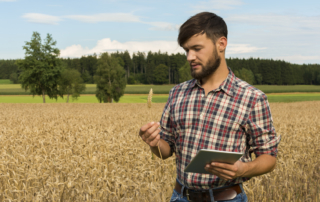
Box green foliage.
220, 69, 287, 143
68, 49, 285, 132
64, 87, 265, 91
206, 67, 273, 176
179, 61, 192, 83
254, 73, 263, 84
127, 75, 136, 84
153, 64, 169, 84
237, 68, 255, 84
9, 72, 19, 84
81, 70, 91, 83
94, 53, 126, 103
17, 32, 63, 103
59, 69, 86, 103
0, 60, 18, 79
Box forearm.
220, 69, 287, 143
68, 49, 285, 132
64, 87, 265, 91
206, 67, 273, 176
150, 139, 172, 160
242, 154, 277, 178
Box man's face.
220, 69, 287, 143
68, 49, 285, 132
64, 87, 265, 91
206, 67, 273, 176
182, 33, 221, 80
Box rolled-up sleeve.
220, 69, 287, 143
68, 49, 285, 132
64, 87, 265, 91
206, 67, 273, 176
159, 89, 176, 154
246, 94, 281, 157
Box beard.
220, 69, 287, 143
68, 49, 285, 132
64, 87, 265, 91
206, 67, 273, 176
190, 50, 221, 80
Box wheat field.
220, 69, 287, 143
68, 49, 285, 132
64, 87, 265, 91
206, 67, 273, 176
0, 102, 319, 201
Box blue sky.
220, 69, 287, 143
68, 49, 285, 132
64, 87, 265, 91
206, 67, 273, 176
0, 0, 320, 64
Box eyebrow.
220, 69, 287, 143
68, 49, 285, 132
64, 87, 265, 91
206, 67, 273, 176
183, 45, 203, 51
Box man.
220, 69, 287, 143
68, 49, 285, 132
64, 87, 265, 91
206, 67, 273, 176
139, 12, 281, 202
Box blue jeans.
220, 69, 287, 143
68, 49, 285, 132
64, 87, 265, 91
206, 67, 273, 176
169, 185, 248, 202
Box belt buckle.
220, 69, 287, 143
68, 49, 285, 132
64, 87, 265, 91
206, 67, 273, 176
186, 189, 190, 200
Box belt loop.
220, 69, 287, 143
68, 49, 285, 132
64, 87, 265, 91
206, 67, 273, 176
239, 183, 244, 193
176, 178, 186, 199
181, 185, 185, 198
208, 189, 216, 202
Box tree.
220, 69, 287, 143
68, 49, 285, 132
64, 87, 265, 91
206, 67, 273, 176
58, 69, 86, 103
254, 73, 263, 85
317, 74, 320, 85
9, 72, 19, 84
94, 53, 126, 103
17, 32, 63, 103
238, 68, 255, 85
179, 61, 192, 83
153, 64, 169, 84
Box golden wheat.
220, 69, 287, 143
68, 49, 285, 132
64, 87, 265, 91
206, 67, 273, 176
0, 102, 318, 201
147, 88, 163, 161
147, 88, 152, 109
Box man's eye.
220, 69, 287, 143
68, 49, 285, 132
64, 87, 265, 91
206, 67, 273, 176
195, 48, 201, 51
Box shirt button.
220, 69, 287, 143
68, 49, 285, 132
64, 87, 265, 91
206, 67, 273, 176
201, 95, 204, 97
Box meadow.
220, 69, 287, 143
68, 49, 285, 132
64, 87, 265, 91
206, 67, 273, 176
1, 83, 320, 95
0, 79, 11, 84
0, 102, 319, 201
2, 93, 320, 104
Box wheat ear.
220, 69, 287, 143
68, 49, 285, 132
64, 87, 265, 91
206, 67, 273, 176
148, 88, 163, 160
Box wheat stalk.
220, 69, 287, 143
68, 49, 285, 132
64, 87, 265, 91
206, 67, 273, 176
147, 88, 163, 160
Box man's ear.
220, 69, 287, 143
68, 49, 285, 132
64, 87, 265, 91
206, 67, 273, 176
216, 37, 227, 53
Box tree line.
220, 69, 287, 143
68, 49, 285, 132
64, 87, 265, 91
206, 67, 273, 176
2, 54, 320, 86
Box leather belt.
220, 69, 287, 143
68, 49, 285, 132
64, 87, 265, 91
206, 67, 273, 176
175, 182, 242, 202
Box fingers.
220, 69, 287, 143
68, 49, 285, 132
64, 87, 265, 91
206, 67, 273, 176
140, 122, 156, 133
139, 122, 161, 146
148, 129, 161, 147
210, 162, 237, 172
205, 162, 239, 180
206, 166, 236, 180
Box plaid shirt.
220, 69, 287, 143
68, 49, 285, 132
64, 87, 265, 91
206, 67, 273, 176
159, 68, 281, 190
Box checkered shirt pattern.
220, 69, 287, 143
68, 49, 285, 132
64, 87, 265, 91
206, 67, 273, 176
159, 68, 281, 190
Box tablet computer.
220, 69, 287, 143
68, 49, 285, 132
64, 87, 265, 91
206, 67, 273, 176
184, 149, 243, 174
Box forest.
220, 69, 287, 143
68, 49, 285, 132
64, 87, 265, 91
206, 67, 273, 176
1, 50, 320, 85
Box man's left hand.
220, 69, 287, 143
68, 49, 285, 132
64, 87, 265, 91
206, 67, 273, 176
205, 161, 247, 180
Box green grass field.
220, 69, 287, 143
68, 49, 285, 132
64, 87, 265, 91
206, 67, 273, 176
1, 79, 320, 103
0, 79, 11, 84
1, 93, 320, 103
0, 84, 176, 95
1, 83, 320, 95
0, 94, 170, 103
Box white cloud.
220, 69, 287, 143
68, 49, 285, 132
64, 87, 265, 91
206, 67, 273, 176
60, 38, 264, 58
65, 13, 141, 23
194, 0, 243, 11
22, 13, 62, 25
226, 44, 266, 55
60, 38, 184, 58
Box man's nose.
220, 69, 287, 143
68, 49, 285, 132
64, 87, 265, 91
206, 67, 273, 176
186, 50, 196, 62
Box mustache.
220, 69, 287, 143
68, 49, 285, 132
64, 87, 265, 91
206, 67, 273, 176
190, 62, 202, 66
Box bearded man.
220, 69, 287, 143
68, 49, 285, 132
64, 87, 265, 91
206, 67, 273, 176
139, 12, 281, 202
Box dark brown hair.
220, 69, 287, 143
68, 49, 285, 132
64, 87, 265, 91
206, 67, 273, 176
178, 12, 228, 46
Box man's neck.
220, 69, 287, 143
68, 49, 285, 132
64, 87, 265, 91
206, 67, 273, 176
200, 60, 229, 96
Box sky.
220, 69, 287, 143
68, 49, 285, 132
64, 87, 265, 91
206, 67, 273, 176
0, 0, 320, 64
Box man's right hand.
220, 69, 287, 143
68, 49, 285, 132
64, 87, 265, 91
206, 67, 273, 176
139, 122, 161, 147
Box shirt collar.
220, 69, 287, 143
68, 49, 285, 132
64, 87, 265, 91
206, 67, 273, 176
188, 67, 236, 97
